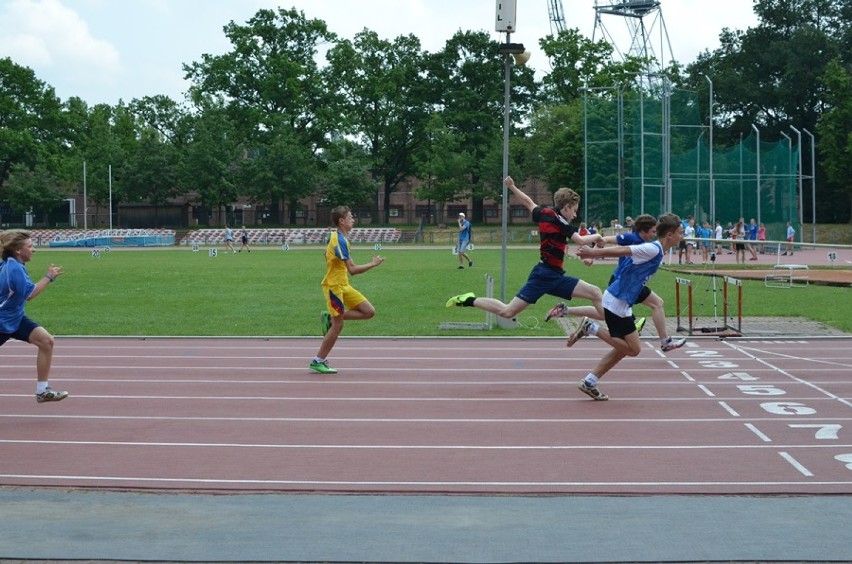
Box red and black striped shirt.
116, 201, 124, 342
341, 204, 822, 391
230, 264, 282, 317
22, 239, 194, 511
533, 206, 578, 271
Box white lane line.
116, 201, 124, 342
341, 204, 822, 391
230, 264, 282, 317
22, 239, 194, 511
779, 451, 814, 477
745, 423, 772, 442
2, 439, 849, 450
0, 474, 847, 488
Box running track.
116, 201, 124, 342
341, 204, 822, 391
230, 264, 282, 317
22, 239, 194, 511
1, 336, 851, 495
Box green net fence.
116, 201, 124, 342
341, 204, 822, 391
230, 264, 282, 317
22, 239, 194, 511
584, 84, 801, 241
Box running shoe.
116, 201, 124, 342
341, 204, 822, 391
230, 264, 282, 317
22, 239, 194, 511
321, 311, 332, 336
578, 380, 609, 401
545, 302, 567, 322
445, 292, 475, 307
661, 337, 687, 352
309, 360, 338, 374
634, 317, 646, 333
566, 317, 591, 347
36, 387, 69, 403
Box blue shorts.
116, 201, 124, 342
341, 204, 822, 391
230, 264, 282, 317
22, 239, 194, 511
516, 262, 580, 305
0, 315, 40, 346
458, 239, 470, 253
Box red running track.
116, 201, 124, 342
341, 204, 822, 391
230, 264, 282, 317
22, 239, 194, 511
1, 336, 850, 495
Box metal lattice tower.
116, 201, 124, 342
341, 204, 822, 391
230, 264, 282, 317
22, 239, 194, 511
591, 0, 675, 73
547, 0, 567, 34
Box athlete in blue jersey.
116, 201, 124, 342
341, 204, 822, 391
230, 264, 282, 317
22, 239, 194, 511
547, 214, 685, 352
570, 213, 684, 400
0, 229, 68, 403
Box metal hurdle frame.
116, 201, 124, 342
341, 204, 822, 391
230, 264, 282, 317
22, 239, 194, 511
676, 276, 743, 336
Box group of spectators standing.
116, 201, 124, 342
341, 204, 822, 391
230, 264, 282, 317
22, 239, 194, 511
675, 216, 795, 264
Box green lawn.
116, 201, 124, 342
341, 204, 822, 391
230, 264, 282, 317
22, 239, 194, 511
25, 245, 851, 337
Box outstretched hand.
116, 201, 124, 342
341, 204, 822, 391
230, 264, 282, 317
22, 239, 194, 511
576, 245, 596, 259
45, 264, 64, 280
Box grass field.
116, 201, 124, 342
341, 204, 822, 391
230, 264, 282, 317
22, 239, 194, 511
24, 244, 852, 337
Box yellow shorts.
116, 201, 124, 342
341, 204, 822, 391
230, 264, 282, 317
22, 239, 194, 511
322, 284, 367, 317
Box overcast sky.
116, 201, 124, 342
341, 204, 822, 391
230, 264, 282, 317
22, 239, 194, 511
1, 0, 759, 106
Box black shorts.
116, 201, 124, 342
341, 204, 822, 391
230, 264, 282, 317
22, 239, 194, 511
0, 316, 39, 346
604, 308, 637, 339
678, 240, 687, 250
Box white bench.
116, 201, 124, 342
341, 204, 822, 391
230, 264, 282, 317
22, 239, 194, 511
765, 264, 809, 288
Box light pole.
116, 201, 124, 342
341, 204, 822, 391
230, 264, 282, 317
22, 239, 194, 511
802, 128, 816, 243
789, 125, 803, 235
705, 76, 715, 222
751, 124, 761, 224
495, 0, 529, 307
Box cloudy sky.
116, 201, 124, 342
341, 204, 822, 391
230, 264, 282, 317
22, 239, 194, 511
1, 0, 759, 106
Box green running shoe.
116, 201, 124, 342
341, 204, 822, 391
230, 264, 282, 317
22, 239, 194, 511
445, 292, 475, 307
309, 360, 338, 374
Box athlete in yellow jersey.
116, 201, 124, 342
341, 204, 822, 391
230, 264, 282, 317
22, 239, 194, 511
310, 206, 385, 374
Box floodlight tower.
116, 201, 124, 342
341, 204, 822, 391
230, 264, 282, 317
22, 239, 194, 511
592, 0, 675, 76
548, 0, 567, 34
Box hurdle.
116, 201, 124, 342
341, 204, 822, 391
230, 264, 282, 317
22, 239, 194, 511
676, 276, 743, 336
721, 276, 743, 335
675, 277, 694, 334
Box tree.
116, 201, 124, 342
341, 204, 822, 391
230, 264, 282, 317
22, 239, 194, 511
243, 124, 319, 224
183, 8, 341, 219
425, 31, 536, 221
318, 139, 375, 212
0, 57, 65, 220
413, 114, 474, 223
816, 58, 852, 222
3, 163, 67, 224
178, 101, 242, 225
326, 30, 430, 224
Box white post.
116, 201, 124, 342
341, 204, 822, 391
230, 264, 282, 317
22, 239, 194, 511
108, 164, 113, 231
705, 76, 714, 222
789, 125, 803, 240
802, 128, 816, 243
83, 161, 88, 231
751, 124, 760, 224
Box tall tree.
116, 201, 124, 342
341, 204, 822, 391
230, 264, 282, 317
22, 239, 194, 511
326, 30, 430, 223
425, 31, 536, 221
413, 114, 474, 223
816, 59, 852, 222
178, 101, 241, 225
0, 58, 65, 205
183, 8, 340, 220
